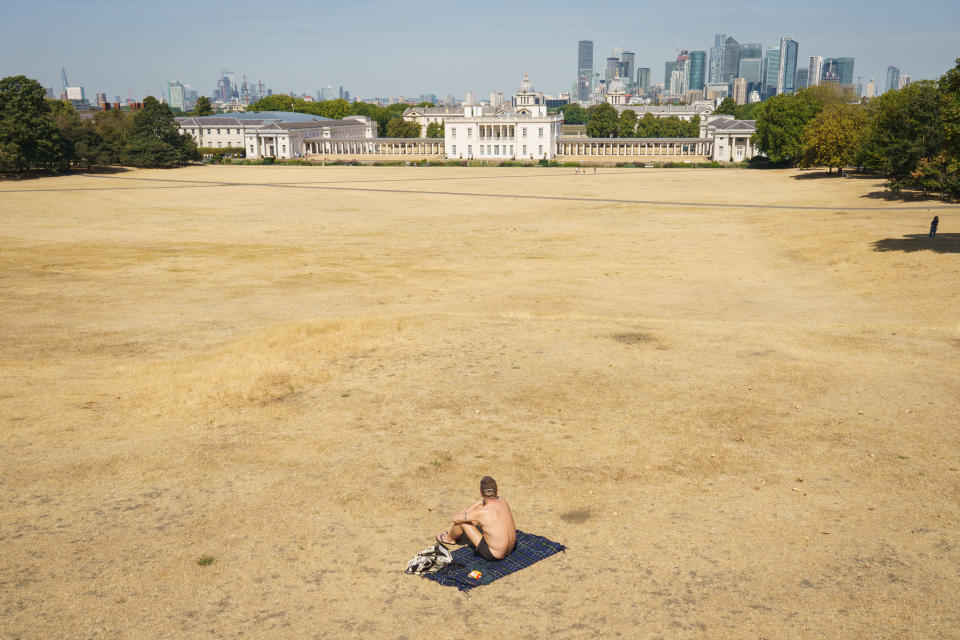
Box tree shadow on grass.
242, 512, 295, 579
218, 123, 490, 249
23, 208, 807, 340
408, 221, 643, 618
0, 166, 133, 181
860, 189, 946, 203
792, 170, 881, 180
872, 234, 960, 254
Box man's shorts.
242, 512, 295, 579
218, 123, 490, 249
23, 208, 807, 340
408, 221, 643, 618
476, 538, 515, 562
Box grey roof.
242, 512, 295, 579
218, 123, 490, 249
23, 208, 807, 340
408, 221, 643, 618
403, 105, 501, 117
175, 111, 331, 126
255, 118, 369, 131
232, 110, 331, 121
281, 120, 366, 129
176, 117, 247, 126
710, 119, 756, 131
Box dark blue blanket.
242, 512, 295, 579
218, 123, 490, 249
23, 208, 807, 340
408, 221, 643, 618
422, 530, 565, 591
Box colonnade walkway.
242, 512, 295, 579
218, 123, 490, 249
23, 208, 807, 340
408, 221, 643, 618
302, 137, 715, 162
303, 138, 444, 157
555, 137, 714, 157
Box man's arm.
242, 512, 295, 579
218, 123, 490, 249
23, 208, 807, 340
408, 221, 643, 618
451, 501, 484, 525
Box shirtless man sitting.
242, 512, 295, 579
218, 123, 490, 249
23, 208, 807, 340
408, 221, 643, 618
437, 476, 516, 561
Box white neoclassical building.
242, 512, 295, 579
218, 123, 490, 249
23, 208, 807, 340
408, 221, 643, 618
245, 117, 375, 159
176, 112, 376, 159
403, 104, 503, 136
700, 115, 758, 162
443, 74, 563, 161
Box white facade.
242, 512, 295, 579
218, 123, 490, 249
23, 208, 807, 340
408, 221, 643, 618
699, 115, 758, 162
444, 105, 562, 161
177, 114, 375, 158
403, 104, 502, 136
177, 117, 257, 149
245, 118, 375, 159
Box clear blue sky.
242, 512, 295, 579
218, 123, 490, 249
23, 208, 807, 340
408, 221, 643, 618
1, 0, 957, 100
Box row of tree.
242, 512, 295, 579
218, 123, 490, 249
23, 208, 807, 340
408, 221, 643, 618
558, 102, 701, 138
0, 76, 199, 172
245, 94, 428, 138
752, 60, 960, 198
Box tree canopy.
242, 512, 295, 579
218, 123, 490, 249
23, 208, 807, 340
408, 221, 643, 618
425, 121, 444, 138
801, 103, 869, 173
864, 81, 944, 188
753, 90, 824, 164
193, 96, 214, 116
713, 97, 738, 116
618, 110, 638, 138
585, 103, 618, 138
385, 117, 421, 138
122, 96, 199, 167
557, 103, 587, 124
0, 75, 68, 172
247, 95, 414, 137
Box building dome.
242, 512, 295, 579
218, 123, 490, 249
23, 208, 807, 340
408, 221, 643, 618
606, 73, 627, 106
517, 71, 535, 95
608, 72, 624, 95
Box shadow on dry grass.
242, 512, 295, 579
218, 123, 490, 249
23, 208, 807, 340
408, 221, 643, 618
860, 189, 948, 203
871, 233, 960, 253
792, 170, 881, 180
0, 166, 133, 181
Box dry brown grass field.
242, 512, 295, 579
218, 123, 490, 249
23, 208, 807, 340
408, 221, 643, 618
1, 165, 959, 639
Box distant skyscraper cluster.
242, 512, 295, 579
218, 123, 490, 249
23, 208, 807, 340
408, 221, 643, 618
573, 34, 907, 107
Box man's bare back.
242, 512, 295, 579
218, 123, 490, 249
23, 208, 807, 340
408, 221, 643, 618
437, 476, 516, 560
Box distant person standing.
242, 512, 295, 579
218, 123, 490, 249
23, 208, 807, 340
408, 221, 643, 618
929, 215, 939, 239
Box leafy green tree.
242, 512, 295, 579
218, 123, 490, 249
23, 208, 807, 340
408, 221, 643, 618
193, 96, 214, 116
713, 97, 738, 116
385, 117, 421, 138
76, 121, 106, 168
803, 84, 858, 108
248, 94, 296, 112
122, 96, 199, 167
44, 99, 107, 169
617, 110, 637, 137
801, 103, 869, 174
910, 153, 960, 199
416, 101, 435, 107
635, 112, 662, 137
939, 58, 960, 172
558, 103, 587, 124
735, 101, 762, 120
93, 109, 133, 164
753, 91, 823, 164
316, 99, 350, 119
426, 121, 444, 138
0, 75, 69, 172
46, 99, 81, 162
864, 81, 943, 189
585, 102, 618, 138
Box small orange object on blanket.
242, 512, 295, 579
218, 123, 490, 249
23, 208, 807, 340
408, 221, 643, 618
468, 570, 482, 580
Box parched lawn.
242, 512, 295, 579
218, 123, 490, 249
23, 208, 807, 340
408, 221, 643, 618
1, 166, 958, 638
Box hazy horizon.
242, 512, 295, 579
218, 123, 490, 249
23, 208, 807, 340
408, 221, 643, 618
2, 0, 958, 101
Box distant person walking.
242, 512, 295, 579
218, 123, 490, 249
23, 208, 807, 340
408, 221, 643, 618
929, 215, 939, 239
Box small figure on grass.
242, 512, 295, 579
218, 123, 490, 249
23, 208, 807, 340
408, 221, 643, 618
930, 215, 939, 239
437, 476, 516, 561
